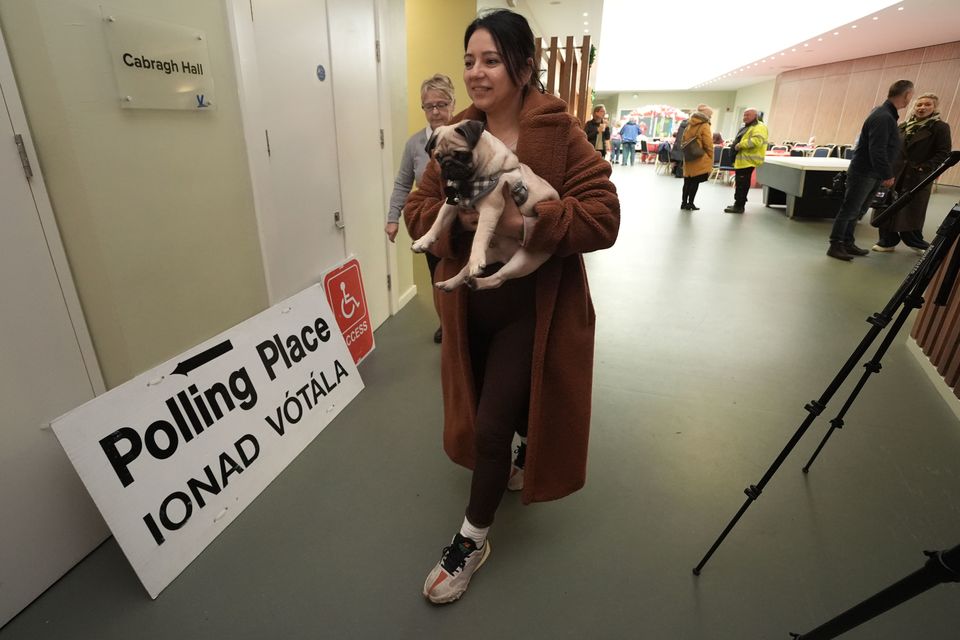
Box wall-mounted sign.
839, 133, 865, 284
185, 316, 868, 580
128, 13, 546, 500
52, 285, 363, 598
101, 5, 216, 110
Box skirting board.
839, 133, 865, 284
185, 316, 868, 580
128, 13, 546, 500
907, 338, 960, 423
398, 284, 418, 310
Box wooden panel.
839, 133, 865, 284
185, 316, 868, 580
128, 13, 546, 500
923, 41, 960, 63
767, 80, 800, 143
835, 69, 884, 144
852, 54, 886, 72
789, 77, 823, 140
876, 64, 921, 102
800, 64, 825, 80
914, 59, 960, 117
884, 48, 925, 68
780, 69, 803, 83
811, 74, 849, 144
822, 60, 853, 76
942, 96, 960, 185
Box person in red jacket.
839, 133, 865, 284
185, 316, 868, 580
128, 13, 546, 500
404, 9, 619, 605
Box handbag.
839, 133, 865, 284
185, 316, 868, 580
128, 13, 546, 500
868, 186, 898, 228
681, 134, 705, 161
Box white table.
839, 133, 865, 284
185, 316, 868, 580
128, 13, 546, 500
757, 157, 850, 218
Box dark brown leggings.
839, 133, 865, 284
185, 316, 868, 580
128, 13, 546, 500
464, 269, 536, 528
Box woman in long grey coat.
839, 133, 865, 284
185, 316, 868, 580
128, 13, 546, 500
873, 92, 952, 253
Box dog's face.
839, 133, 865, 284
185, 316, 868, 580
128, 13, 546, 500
425, 120, 485, 181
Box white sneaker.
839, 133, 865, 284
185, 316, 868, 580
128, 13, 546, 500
871, 244, 895, 252
423, 534, 491, 604
507, 442, 526, 492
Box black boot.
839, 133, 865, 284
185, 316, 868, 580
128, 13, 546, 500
844, 242, 869, 256
827, 242, 853, 261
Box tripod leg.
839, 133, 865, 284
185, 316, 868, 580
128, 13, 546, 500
693, 210, 960, 575
801, 292, 924, 473
789, 545, 960, 640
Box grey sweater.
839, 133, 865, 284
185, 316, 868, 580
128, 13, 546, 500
387, 127, 432, 223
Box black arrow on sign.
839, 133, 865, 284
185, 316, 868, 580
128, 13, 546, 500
171, 340, 234, 376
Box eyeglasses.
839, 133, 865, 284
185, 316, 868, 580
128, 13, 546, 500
422, 102, 451, 112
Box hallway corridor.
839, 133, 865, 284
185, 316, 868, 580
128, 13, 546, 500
5, 166, 960, 639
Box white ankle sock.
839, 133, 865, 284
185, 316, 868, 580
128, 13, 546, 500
460, 517, 490, 548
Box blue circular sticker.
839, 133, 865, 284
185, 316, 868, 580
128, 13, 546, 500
316, 64, 326, 81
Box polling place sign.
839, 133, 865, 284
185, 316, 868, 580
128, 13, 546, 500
52, 285, 363, 598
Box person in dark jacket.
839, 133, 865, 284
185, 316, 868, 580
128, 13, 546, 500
827, 80, 914, 261
873, 92, 952, 254
584, 104, 611, 158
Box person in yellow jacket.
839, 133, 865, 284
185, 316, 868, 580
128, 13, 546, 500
724, 108, 768, 213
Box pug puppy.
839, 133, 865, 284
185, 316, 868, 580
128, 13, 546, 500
411, 120, 557, 291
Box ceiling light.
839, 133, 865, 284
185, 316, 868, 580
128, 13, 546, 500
873, 16, 879, 20
780, 52, 786, 56
803, 43, 809, 46
791, 48, 797, 51
851, 24, 858, 28
582, 12, 588, 16
583, 29, 589, 33
818, 37, 823, 41
898, 5, 903, 9
584, 21, 589, 25
833, 31, 839, 35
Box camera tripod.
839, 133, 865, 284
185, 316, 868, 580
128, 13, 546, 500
690, 151, 960, 633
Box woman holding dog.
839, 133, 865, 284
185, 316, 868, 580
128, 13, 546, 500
385, 73, 456, 342
404, 9, 619, 604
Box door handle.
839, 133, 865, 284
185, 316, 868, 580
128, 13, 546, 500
333, 210, 345, 230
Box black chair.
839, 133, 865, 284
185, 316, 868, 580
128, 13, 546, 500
639, 140, 650, 163
708, 145, 723, 180
712, 146, 736, 183
843, 147, 854, 160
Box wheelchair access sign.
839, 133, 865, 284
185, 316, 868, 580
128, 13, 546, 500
323, 258, 374, 364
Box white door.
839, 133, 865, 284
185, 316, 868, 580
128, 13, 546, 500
326, 0, 390, 329
0, 33, 107, 626
242, 0, 348, 303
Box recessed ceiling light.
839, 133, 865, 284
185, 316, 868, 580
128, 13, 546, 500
872, 16, 879, 20
803, 43, 809, 47
833, 32, 839, 35
780, 52, 785, 56
898, 5, 903, 9
582, 12, 588, 16
818, 37, 823, 41
584, 21, 589, 25
583, 29, 589, 33
851, 24, 858, 28
791, 48, 797, 51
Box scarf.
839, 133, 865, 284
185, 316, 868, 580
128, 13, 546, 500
899, 111, 941, 141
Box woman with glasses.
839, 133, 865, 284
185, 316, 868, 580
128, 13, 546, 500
385, 74, 455, 342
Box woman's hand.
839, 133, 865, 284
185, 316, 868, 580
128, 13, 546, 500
384, 222, 399, 242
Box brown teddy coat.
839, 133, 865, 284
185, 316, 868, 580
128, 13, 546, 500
682, 111, 714, 178
404, 90, 620, 504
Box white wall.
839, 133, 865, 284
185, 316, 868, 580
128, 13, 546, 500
0, 0, 269, 388
733, 79, 775, 132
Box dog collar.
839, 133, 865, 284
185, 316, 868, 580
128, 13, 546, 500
445, 173, 529, 209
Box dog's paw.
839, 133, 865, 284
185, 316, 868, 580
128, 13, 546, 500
410, 239, 430, 254
467, 259, 486, 278
435, 279, 459, 292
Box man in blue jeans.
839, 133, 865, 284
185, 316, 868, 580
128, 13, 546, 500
827, 80, 914, 261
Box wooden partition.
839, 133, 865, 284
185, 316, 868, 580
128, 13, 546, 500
912, 239, 960, 398
535, 35, 591, 122
768, 41, 960, 185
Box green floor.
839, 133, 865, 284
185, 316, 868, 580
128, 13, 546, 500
5, 167, 960, 639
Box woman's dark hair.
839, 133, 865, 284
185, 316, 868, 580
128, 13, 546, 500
464, 9, 544, 93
